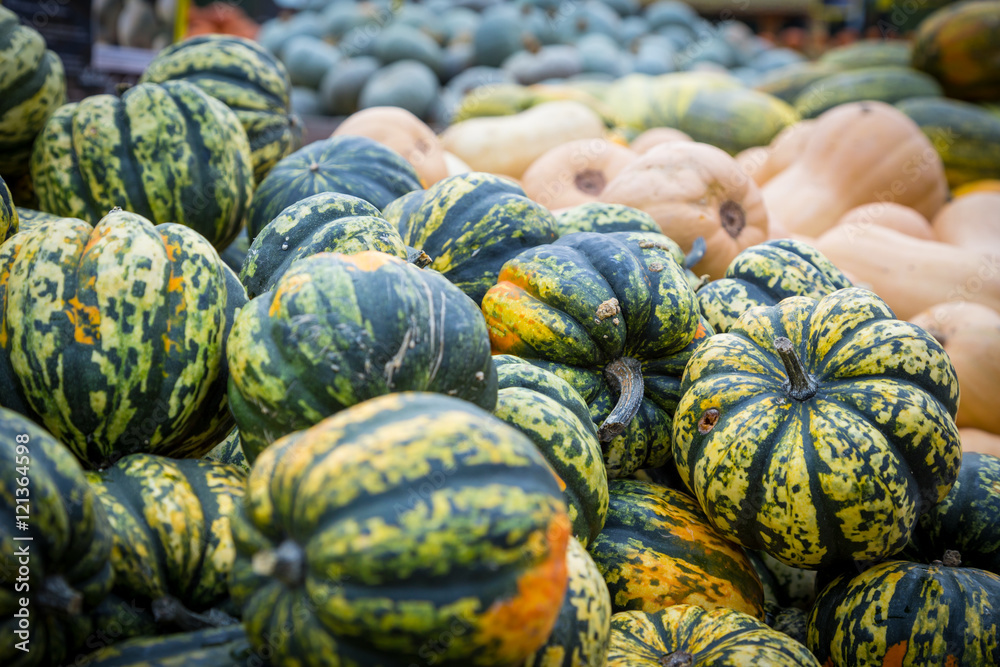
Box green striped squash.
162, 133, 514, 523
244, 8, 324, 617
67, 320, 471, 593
793, 66, 943, 119
85, 455, 246, 628
30, 81, 253, 250
227, 251, 498, 462
78, 625, 255, 667
386, 172, 559, 306
219, 227, 249, 275
556, 202, 660, 237
0, 408, 115, 667
673, 287, 962, 569
205, 428, 250, 474
245, 134, 423, 242
607, 605, 819, 666
896, 96, 1000, 189
818, 40, 912, 70
239, 191, 408, 299
1, 174, 17, 241
0, 5, 67, 178
482, 231, 705, 478
229, 392, 572, 667
88, 593, 159, 649
808, 557, 1000, 666
589, 479, 764, 618
753, 62, 842, 104
140, 34, 302, 184
697, 239, 852, 334
911, 0, 1000, 102
750, 551, 816, 611
525, 537, 612, 667
905, 452, 1000, 574
10, 207, 82, 234
0, 208, 247, 468
493, 355, 609, 547
762, 602, 808, 647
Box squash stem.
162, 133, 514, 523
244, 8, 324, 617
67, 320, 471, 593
36, 575, 82, 616
774, 337, 817, 401
152, 595, 236, 632
598, 357, 644, 443
252, 539, 306, 588
943, 550, 962, 567
659, 650, 694, 667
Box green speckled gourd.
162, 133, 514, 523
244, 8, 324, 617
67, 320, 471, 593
555, 202, 661, 237
0, 5, 67, 178
589, 479, 764, 618
607, 605, 820, 666
0, 209, 247, 468
905, 452, 1000, 574
697, 239, 852, 334
10, 207, 83, 234
205, 428, 249, 474
0, 408, 114, 667
493, 355, 608, 547
808, 555, 1000, 666
227, 251, 497, 462
30, 80, 253, 250
85, 455, 246, 629
245, 135, 423, 242
1, 175, 17, 241
88, 593, 159, 648
386, 172, 559, 305
78, 625, 255, 667
140, 34, 302, 184
673, 287, 962, 569
749, 550, 816, 610
762, 602, 808, 646
229, 392, 571, 667
239, 192, 408, 299
525, 536, 612, 667
483, 231, 706, 478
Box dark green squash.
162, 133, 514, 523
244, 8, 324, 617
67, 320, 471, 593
525, 536, 612, 667
762, 602, 808, 646
905, 451, 1000, 574
386, 172, 560, 306
245, 134, 423, 242
78, 625, 255, 667
793, 66, 943, 119
139, 34, 302, 184
697, 238, 852, 334
85, 454, 246, 630
482, 231, 705, 478
493, 355, 608, 547
1, 175, 17, 241
589, 479, 764, 618
30, 81, 253, 250
0, 5, 67, 178
555, 202, 661, 237
87, 593, 159, 650
673, 287, 962, 569
0, 407, 115, 667
0, 209, 247, 469
229, 392, 572, 667
808, 554, 1000, 666
239, 191, 408, 299
607, 604, 819, 666
227, 251, 498, 462
204, 428, 250, 475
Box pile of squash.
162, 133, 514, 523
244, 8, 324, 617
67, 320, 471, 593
2, 2, 1000, 666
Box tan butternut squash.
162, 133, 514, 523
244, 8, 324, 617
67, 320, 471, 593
736, 119, 816, 187
812, 224, 1000, 320
960, 428, 1000, 456
521, 138, 636, 210
836, 202, 936, 241
440, 101, 606, 179
932, 193, 1000, 250
598, 141, 769, 280
763, 101, 948, 237
629, 127, 693, 154
952, 179, 1000, 198
333, 106, 448, 186
911, 302, 1000, 434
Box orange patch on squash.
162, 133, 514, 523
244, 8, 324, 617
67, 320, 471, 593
883, 640, 908, 666
475, 512, 571, 663
344, 251, 398, 272
269, 272, 312, 317
66, 295, 101, 345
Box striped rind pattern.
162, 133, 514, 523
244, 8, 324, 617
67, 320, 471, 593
589, 479, 764, 618
607, 604, 819, 666
226, 251, 498, 461
229, 392, 570, 667
673, 287, 962, 569
0, 175, 17, 241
